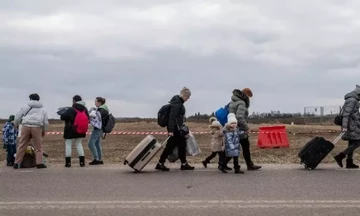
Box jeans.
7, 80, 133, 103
88, 128, 103, 161
7, 145, 16, 164
65, 138, 84, 157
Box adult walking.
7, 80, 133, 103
155, 87, 194, 171
228, 88, 261, 170
88, 97, 109, 165
60, 95, 89, 168
13, 93, 49, 169
334, 85, 360, 169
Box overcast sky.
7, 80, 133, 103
1, 0, 359, 118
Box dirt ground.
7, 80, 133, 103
1, 122, 355, 166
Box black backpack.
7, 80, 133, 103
157, 104, 171, 127
103, 113, 116, 133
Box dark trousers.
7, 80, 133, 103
343, 140, 360, 159
240, 138, 252, 165
7, 145, 16, 164
159, 134, 187, 164
204, 151, 224, 165
224, 156, 239, 169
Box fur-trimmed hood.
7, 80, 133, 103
209, 117, 222, 129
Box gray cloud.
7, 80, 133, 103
1, 0, 360, 118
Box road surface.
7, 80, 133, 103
1, 163, 359, 216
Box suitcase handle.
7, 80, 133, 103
162, 136, 171, 147
333, 132, 345, 144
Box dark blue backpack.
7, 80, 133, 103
214, 103, 230, 126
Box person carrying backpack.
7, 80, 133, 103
88, 97, 110, 165
60, 95, 89, 168
155, 87, 194, 171
334, 85, 360, 169
228, 88, 261, 171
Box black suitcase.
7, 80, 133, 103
298, 133, 344, 170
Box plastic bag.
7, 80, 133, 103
167, 132, 201, 163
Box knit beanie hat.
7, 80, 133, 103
227, 113, 237, 124
242, 88, 253, 97
8, 115, 15, 122
209, 117, 222, 127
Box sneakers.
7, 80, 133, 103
155, 163, 170, 171
247, 162, 262, 171
181, 163, 195, 171
89, 159, 101, 165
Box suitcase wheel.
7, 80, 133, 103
123, 160, 127, 165
134, 169, 140, 173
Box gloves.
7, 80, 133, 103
3, 144, 7, 150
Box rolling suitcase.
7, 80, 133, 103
298, 132, 344, 170
124, 135, 169, 172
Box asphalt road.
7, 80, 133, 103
1, 163, 360, 216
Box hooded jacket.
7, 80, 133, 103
167, 95, 186, 134
60, 101, 89, 139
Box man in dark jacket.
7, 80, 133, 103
228, 88, 261, 170
156, 87, 194, 171
60, 95, 89, 167
334, 85, 360, 169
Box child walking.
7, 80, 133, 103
202, 117, 231, 171
219, 113, 244, 174
2, 115, 18, 166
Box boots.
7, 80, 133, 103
36, 164, 47, 169
247, 162, 262, 171
234, 166, 245, 174
346, 159, 359, 169
334, 152, 346, 168
65, 157, 71, 168
79, 156, 85, 167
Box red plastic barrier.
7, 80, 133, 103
256, 125, 289, 148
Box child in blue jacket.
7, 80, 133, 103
2, 115, 18, 166
219, 113, 244, 174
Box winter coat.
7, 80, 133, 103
14, 101, 49, 131
60, 101, 89, 139
223, 123, 241, 157
2, 122, 18, 145
228, 89, 250, 139
341, 87, 360, 141
167, 95, 186, 134
209, 124, 224, 152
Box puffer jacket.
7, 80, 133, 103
209, 124, 224, 152
228, 89, 250, 139
223, 123, 241, 157
14, 101, 49, 131
342, 86, 360, 141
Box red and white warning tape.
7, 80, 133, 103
0, 130, 339, 135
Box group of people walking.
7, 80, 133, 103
2, 93, 111, 169
154, 87, 261, 174
3, 85, 360, 171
